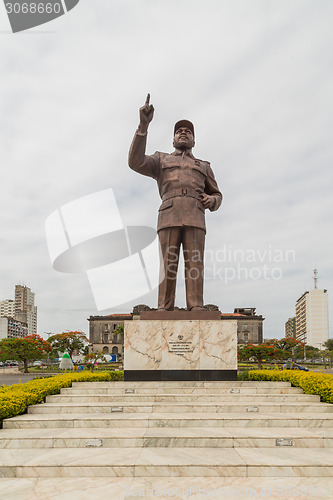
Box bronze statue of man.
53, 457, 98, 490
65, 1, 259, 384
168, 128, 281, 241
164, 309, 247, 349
129, 94, 222, 311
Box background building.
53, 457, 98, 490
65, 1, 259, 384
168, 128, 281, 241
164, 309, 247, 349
88, 314, 131, 360
285, 317, 296, 338
15, 285, 37, 335
0, 299, 15, 318
223, 308, 264, 344
296, 289, 329, 349
88, 306, 264, 357
0, 317, 28, 340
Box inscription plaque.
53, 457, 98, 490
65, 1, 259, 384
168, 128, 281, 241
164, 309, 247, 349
85, 439, 103, 447
111, 407, 124, 412
246, 406, 259, 412
168, 341, 194, 353
276, 438, 293, 447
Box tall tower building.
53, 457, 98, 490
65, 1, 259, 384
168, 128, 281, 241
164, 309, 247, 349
0, 299, 15, 318
15, 285, 37, 335
285, 317, 296, 338
295, 289, 329, 349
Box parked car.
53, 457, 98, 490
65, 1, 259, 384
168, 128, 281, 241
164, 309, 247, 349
283, 361, 309, 371
4, 360, 18, 367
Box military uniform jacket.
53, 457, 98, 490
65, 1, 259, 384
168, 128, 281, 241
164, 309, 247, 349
129, 130, 222, 233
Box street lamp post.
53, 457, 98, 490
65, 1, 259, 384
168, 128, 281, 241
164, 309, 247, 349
44, 332, 55, 365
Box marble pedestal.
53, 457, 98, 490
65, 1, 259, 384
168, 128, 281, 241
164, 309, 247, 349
124, 318, 237, 381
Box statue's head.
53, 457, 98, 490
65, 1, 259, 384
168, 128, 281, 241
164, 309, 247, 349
173, 120, 195, 150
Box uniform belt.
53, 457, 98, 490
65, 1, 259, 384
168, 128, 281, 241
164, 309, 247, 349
162, 188, 202, 202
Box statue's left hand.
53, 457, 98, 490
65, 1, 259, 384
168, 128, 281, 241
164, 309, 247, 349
201, 194, 215, 209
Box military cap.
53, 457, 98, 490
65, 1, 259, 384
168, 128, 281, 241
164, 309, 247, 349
174, 120, 195, 137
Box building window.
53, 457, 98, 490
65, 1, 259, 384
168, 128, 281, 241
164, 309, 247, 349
243, 333, 249, 342
112, 346, 118, 355
103, 324, 108, 331
102, 346, 109, 354
103, 333, 108, 343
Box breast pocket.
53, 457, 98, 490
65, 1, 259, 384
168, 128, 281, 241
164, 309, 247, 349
161, 162, 180, 183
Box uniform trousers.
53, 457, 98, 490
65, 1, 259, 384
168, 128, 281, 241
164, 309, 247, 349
158, 226, 205, 310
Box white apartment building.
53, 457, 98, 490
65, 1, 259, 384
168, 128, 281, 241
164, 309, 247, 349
0, 317, 28, 340
296, 289, 329, 349
0, 299, 15, 318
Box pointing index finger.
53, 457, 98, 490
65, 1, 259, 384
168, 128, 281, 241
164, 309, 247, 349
145, 93, 150, 106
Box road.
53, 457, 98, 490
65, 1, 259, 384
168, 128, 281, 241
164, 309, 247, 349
0, 368, 56, 386
310, 367, 333, 374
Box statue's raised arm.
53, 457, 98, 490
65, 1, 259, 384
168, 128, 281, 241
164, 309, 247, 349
128, 94, 158, 177
138, 94, 154, 134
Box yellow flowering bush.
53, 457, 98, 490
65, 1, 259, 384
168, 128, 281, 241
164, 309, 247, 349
248, 369, 333, 404
0, 371, 124, 421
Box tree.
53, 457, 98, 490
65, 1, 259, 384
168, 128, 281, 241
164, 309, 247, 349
0, 334, 52, 373
324, 349, 333, 369
114, 324, 124, 334
287, 341, 319, 361
113, 324, 124, 338
266, 337, 305, 361
238, 343, 288, 370
324, 339, 333, 351
84, 352, 107, 372
82, 345, 90, 356
48, 331, 88, 360
323, 339, 333, 368
269, 337, 305, 354
303, 345, 320, 362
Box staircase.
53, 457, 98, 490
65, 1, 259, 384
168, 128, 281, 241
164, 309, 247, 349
1, 381, 333, 498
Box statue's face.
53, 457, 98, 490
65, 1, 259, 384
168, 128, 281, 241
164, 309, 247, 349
173, 127, 195, 150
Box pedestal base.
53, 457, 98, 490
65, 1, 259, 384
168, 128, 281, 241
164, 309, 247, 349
124, 369, 237, 382
124, 319, 237, 381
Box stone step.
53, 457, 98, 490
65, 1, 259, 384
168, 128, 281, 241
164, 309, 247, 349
72, 381, 294, 388
2, 379, 332, 496
47, 393, 319, 403
60, 385, 304, 396
4, 412, 333, 429
61, 386, 305, 395
0, 447, 332, 477
1, 427, 332, 449
1, 477, 332, 499
27, 402, 333, 414
2, 378, 332, 493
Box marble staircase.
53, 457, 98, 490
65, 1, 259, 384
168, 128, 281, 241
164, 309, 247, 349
1, 381, 333, 499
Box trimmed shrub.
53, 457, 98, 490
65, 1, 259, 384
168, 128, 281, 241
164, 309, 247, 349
248, 369, 333, 404
0, 371, 124, 421
237, 370, 254, 381
106, 370, 124, 381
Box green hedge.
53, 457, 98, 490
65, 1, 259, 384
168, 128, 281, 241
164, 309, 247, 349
0, 371, 124, 421
248, 369, 333, 404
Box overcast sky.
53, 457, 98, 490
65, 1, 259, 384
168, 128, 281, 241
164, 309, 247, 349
0, 0, 332, 341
